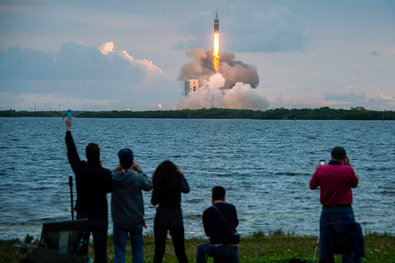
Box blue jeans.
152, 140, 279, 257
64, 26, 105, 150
320, 207, 355, 263
113, 222, 144, 263
196, 243, 239, 263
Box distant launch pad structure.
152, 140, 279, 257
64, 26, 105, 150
185, 79, 199, 96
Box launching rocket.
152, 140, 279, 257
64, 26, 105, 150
213, 11, 220, 72
214, 11, 219, 33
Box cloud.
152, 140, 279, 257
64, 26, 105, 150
99, 41, 114, 55
370, 50, 382, 56
324, 92, 367, 102
134, 59, 163, 74
322, 91, 395, 110
0, 41, 166, 110
364, 92, 395, 110
368, 91, 394, 103
0, 92, 120, 111
265, 92, 311, 109
174, 4, 309, 53
0, 42, 141, 81
0, 41, 164, 83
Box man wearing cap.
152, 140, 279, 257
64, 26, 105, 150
310, 146, 360, 263
111, 148, 153, 263
65, 118, 112, 263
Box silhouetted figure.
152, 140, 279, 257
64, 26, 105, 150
151, 160, 189, 263
196, 186, 239, 263
65, 118, 112, 263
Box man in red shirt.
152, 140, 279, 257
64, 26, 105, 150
310, 146, 359, 263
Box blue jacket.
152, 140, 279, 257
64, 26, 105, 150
320, 221, 365, 263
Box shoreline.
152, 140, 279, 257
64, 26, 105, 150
1, 107, 394, 120
2, 232, 394, 263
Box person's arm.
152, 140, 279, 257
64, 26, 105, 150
132, 161, 153, 191
309, 169, 320, 190
350, 167, 359, 188
151, 188, 159, 206
233, 205, 239, 228
180, 174, 190, 193
65, 119, 82, 174
138, 170, 153, 191
202, 209, 211, 237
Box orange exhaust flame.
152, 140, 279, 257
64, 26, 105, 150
213, 32, 220, 72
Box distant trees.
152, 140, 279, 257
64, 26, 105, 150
0, 110, 62, 117
0, 107, 394, 120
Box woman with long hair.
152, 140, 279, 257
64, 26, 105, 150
151, 160, 190, 263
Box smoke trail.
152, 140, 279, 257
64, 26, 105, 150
178, 73, 268, 110
177, 48, 268, 110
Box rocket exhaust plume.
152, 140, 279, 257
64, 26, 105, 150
177, 11, 269, 110
213, 11, 220, 72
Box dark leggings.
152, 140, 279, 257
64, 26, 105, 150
77, 214, 108, 263
153, 223, 188, 263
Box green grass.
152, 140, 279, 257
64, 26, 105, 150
2, 232, 394, 263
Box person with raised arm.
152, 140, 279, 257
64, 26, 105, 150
65, 118, 112, 263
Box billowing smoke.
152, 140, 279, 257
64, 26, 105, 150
177, 48, 268, 110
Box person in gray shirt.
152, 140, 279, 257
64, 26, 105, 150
111, 148, 153, 263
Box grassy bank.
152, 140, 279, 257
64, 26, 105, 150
1, 232, 394, 263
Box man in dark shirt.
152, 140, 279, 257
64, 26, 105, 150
65, 118, 112, 263
196, 186, 239, 263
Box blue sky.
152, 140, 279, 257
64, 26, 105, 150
0, 0, 394, 110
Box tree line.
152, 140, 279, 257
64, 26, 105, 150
1, 107, 394, 120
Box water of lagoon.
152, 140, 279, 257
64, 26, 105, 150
0, 118, 394, 240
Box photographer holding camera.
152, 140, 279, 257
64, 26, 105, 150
310, 146, 360, 263
196, 186, 239, 263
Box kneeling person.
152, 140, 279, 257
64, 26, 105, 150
196, 186, 239, 263
111, 148, 153, 263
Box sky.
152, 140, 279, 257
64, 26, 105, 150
0, 0, 394, 111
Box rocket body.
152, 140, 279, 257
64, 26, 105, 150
214, 13, 219, 33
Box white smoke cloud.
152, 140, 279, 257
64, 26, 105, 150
177, 48, 268, 110
178, 73, 268, 110
223, 82, 269, 110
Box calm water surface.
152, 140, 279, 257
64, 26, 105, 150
0, 118, 394, 240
